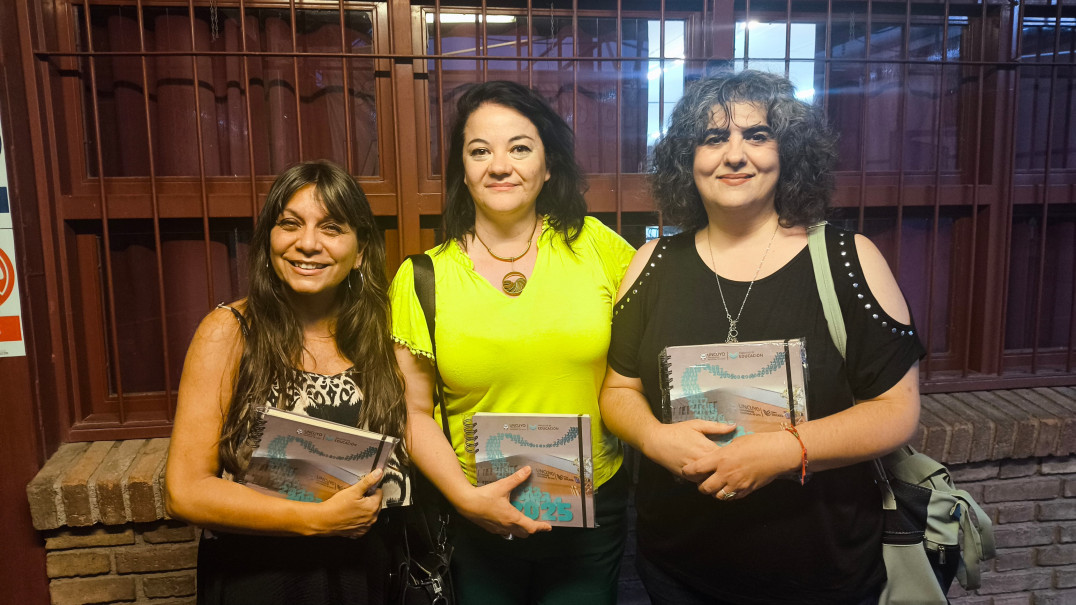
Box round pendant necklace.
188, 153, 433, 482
707, 223, 780, 343
474, 217, 540, 296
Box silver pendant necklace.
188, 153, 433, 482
707, 224, 780, 343
474, 217, 540, 296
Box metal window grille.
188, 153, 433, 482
17, 0, 1076, 441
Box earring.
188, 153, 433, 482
350, 269, 367, 294
347, 273, 353, 292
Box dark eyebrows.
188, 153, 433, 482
743, 125, 776, 137
699, 125, 774, 140
466, 134, 536, 147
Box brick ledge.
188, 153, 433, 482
917, 387, 1076, 464
27, 438, 169, 531
23, 386, 1076, 531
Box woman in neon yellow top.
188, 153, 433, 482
390, 81, 634, 605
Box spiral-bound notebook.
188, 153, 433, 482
660, 338, 809, 445
467, 412, 595, 528
242, 406, 408, 507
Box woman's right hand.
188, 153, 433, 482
455, 466, 552, 539
312, 469, 385, 538
642, 420, 735, 480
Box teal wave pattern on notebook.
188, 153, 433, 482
267, 435, 378, 502
681, 352, 787, 436
483, 427, 580, 479
483, 427, 581, 523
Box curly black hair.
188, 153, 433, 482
650, 70, 837, 231
442, 80, 587, 247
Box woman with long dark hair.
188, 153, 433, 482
390, 80, 635, 604
602, 70, 924, 604
165, 160, 407, 604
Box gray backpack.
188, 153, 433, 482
806, 222, 996, 604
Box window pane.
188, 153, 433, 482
734, 8, 970, 174
424, 11, 686, 175
78, 5, 380, 177
1015, 16, 1076, 172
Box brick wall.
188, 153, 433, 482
42, 523, 197, 605
25, 388, 1076, 605
946, 457, 1076, 605
27, 439, 197, 605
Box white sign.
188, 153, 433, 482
0, 122, 26, 357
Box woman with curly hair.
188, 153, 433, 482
390, 80, 634, 604
165, 160, 408, 604
601, 70, 924, 604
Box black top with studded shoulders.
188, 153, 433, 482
608, 224, 925, 605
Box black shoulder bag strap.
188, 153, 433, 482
407, 253, 452, 444
216, 303, 250, 338
399, 254, 456, 605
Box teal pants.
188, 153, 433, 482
449, 466, 628, 605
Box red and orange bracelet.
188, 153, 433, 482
784, 426, 808, 485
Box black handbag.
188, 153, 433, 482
397, 502, 453, 605
395, 253, 456, 605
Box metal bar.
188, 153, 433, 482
238, 0, 258, 215
435, 2, 447, 214
924, 0, 952, 381
744, 0, 750, 69
857, 0, 874, 232
514, 8, 522, 77
1069, 5, 1076, 372
555, 4, 563, 82
289, 0, 304, 161
891, 0, 912, 280
481, 0, 488, 80
187, 0, 217, 312
960, 0, 988, 377
80, 0, 128, 421
527, 0, 534, 88
615, 0, 623, 233
995, 0, 1025, 376
337, 0, 354, 173
823, 0, 832, 115
1029, 2, 1065, 374
135, 0, 174, 419
387, 0, 406, 261
702, 0, 709, 59
784, 0, 791, 77
37, 49, 1064, 68
572, 0, 579, 135
659, 0, 666, 142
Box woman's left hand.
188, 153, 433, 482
680, 430, 802, 500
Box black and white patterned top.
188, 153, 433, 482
268, 368, 411, 508
217, 304, 410, 507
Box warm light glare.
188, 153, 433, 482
425, 13, 517, 24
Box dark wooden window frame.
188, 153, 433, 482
9, 0, 1076, 447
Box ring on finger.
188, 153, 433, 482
721, 490, 737, 500
503, 533, 514, 541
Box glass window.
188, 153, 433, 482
79, 5, 380, 177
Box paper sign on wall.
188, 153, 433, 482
0, 124, 26, 358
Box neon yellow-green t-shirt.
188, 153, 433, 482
389, 216, 634, 487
